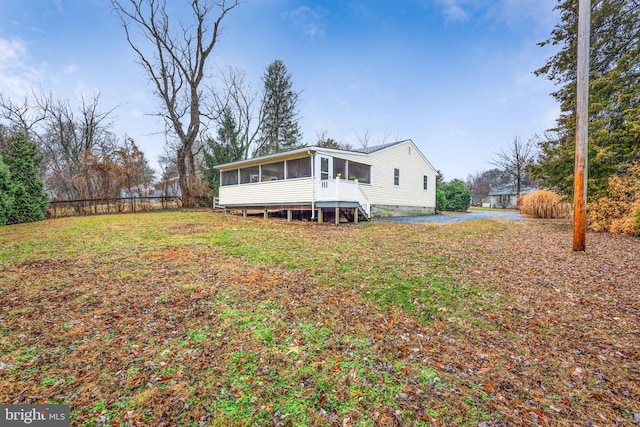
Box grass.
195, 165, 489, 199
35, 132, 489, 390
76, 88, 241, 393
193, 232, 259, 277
0, 211, 639, 426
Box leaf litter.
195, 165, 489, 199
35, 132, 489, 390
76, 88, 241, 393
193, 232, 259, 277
0, 212, 638, 426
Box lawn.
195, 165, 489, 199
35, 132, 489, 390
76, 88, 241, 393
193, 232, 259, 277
0, 211, 638, 426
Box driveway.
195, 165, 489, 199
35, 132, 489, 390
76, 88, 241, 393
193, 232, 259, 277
373, 209, 524, 224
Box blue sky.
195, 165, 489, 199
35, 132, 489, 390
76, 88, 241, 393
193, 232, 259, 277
0, 0, 560, 181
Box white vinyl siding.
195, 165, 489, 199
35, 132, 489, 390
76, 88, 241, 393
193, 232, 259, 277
363, 140, 437, 208
219, 178, 314, 206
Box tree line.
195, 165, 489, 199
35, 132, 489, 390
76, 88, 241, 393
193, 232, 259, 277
2, 0, 638, 229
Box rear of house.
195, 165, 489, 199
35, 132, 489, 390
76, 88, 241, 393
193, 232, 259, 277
215, 139, 437, 222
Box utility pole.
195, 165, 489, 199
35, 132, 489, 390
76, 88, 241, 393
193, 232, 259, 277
573, 0, 590, 251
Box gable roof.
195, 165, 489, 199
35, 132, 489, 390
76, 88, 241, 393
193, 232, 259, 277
489, 185, 537, 196
214, 139, 436, 172
352, 140, 405, 154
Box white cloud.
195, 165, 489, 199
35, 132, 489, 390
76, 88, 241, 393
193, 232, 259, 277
0, 38, 27, 68
0, 38, 39, 99
284, 6, 326, 39
434, 0, 474, 23
487, 0, 557, 30
63, 64, 77, 75
433, 0, 557, 29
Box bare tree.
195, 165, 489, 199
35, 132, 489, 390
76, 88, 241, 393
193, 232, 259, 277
315, 129, 352, 150
0, 91, 47, 138
466, 168, 506, 206
1, 91, 118, 203
490, 135, 537, 197
356, 129, 399, 150
110, 0, 239, 207
356, 129, 371, 149
211, 66, 262, 160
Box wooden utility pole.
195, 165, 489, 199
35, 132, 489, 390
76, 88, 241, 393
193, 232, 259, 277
573, 0, 590, 251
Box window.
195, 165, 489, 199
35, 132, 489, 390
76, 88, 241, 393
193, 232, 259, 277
221, 170, 238, 186
423, 175, 428, 190
334, 158, 346, 179
240, 165, 260, 184
261, 162, 284, 181
286, 157, 311, 179
394, 168, 400, 186
348, 161, 371, 184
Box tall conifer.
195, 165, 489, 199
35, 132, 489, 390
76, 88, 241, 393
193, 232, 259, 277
533, 0, 640, 196
254, 60, 303, 156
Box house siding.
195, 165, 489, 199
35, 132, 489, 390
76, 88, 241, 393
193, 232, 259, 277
364, 141, 437, 214
219, 178, 315, 206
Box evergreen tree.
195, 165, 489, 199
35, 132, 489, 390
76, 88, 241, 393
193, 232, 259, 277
1, 133, 49, 224
0, 157, 13, 225
440, 179, 471, 212
533, 0, 640, 197
202, 108, 243, 195
254, 59, 303, 156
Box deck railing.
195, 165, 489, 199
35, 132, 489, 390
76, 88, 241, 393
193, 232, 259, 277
317, 178, 370, 217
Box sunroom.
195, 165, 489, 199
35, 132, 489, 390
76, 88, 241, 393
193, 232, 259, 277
216, 147, 372, 223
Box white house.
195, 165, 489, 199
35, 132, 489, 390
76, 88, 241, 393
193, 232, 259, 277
215, 139, 438, 222
488, 185, 537, 209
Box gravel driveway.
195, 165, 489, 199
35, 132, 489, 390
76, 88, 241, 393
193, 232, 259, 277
373, 209, 524, 224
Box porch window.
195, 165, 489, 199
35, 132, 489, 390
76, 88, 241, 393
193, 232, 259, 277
240, 165, 260, 184
348, 161, 371, 184
286, 157, 311, 179
261, 161, 284, 181
334, 158, 346, 179
221, 169, 238, 186
394, 168, 400, 186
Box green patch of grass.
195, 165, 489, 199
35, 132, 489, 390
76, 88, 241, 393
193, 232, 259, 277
40, 377, 64, 386
186, 328, 208, 342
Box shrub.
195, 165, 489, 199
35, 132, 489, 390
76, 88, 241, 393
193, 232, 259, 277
520, 189, 572, 219
588, 161, 640, 236
0, 133, 49, 225
435, 188, 446, 212
439, 179, 470, 212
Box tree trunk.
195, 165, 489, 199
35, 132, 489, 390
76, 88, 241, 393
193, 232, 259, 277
176, 147, 192, 208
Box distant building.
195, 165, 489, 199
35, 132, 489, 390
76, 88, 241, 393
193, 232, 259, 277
488, 185, 537, 209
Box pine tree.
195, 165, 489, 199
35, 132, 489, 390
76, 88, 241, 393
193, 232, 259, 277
533, 0, 640, 197
202, 108, 243, 195
254, 59, 303, 156
1, 133, 49, 224
0, 157, 14, 225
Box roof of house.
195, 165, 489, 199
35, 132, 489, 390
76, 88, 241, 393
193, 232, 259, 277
489, 185, 537, 196
352, 140, 405, 154
215, 139, 427, 170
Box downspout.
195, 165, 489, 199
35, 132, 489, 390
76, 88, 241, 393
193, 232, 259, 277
309, 151, 316, 219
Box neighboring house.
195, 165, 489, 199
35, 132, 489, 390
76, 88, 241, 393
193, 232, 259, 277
489, 185, 537, 209
215, 139, 437, 222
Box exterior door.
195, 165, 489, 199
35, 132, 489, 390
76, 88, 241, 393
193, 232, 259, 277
317, 154, 333, 181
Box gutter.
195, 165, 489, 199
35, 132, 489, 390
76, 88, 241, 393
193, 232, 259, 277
309, 150, 316, 219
